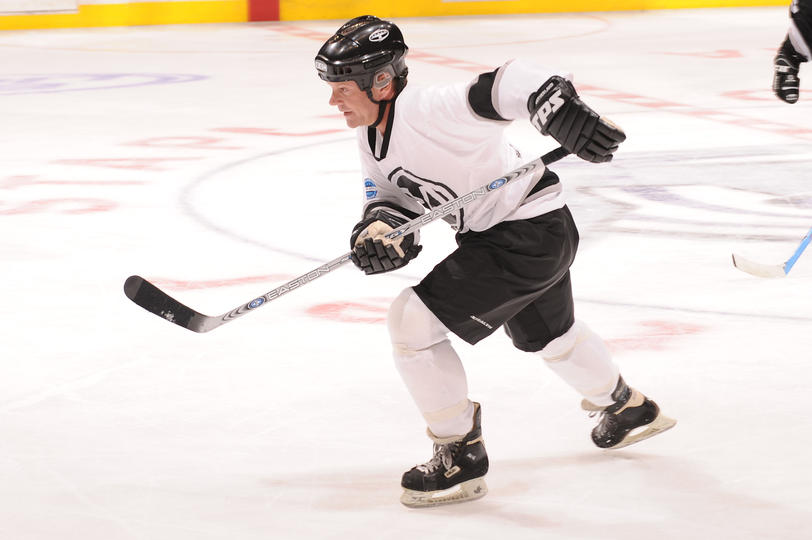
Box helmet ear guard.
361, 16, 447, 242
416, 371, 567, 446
372, 67, 395, 90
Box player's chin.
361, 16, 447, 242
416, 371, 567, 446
342, 112, 358, 128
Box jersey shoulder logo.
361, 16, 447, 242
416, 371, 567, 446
364, 178, 378, 200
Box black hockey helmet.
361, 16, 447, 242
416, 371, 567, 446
315, 15, 408, 98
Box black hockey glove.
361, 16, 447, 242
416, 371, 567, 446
349, 208, 422, 275
773, 36, 807, 104
528, 75, 626, 163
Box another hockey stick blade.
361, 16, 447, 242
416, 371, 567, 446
124, 147, 569, 332
732, 227, 812, 278
731, 254, 787, 278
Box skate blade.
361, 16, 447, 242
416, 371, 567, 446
609, 413, 677, 450
400, 477, 488, 508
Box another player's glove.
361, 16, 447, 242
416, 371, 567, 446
349, 207, 422, 275
528, 75, 626, 163
773, 36, 807, 104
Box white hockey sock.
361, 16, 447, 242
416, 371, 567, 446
393, 339, 474, 439
539, 320, 620, 407
389, 288, 474, 438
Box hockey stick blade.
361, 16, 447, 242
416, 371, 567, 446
732, 227, 812, 278
124, 251, 353, 333
124, 275, 213, 331
124, 147, 569, 332
731, 254, 787, 278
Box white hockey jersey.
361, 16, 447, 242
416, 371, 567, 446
357, 59, 567, 234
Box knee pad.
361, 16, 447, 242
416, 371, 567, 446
540, 320, 583, 362
388, 288, 449, 352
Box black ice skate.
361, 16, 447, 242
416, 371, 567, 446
582, 376, 676, 449
400, 402, 489, 508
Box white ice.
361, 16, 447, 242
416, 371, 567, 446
1, 7, 811, 540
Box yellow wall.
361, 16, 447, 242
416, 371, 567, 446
0, 0, 791, 30
0, 1, 247, 30
279, 0, 790, 20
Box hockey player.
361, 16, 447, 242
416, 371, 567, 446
315, 16, 675, 508
774, 0, 811, 103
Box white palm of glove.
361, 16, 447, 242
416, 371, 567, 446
353, 220, 414, 258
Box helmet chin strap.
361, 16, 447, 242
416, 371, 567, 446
369, 97, 388, 129
366, 78, 405, 129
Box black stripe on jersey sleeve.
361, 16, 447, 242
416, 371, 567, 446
467, 68, 509, 122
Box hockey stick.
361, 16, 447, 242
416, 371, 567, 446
732, 226, 812, 278
124, 146, 569, 333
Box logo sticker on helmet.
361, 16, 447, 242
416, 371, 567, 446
369, 29, 389, 42
315, 60, 327, 72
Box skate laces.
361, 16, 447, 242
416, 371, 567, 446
416, 442, 458, 474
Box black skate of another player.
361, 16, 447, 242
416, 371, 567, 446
400, 402, 489, 508
582, 376, 676, 449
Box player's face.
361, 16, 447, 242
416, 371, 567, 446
327, 81, 378, 128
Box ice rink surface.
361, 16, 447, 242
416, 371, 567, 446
2, 7, 811, 539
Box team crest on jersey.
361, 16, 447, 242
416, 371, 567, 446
390, 168, 463, 230
364, 179, 378, 200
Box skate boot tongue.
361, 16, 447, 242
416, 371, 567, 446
416, 443, 457, 474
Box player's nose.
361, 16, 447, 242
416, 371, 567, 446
328, 89, 340, 106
